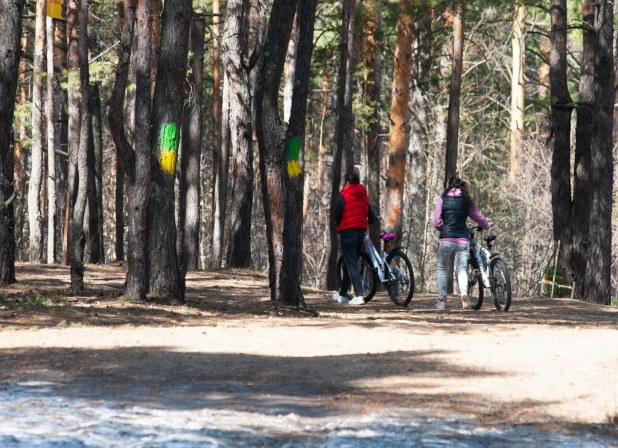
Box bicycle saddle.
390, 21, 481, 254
484, 235, 497, 243
381, 233, 396, 241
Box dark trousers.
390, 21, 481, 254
338, 230, 365, 297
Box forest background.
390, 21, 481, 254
1, 0, 617, 305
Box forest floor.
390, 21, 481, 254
1, 263, 618, 447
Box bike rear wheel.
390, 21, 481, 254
385, 249, 414, 307
489, 258, 511, 312
336, 252, 378, 302
466, 262, 484, 310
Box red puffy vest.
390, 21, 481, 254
338, 183, 370, 233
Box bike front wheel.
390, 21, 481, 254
336, 252, 378, 302
489, 258, 511, 312
385, 249, 414, 307
466, 263, 484, 310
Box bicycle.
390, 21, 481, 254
336, 232, 414, 307
466, 226, 512, 311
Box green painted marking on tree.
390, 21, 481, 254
159, 123, 179, 174
287, 136, 302, 177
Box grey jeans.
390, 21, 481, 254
437, 241, 469, 300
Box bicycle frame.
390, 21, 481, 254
468, 229, 495, 288
363, 234, 389, 282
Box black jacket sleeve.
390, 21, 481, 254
367, 204, 379, 224
334, 194, 345, 226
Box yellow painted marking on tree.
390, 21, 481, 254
160, 150, 177, 174
158, 123, 179, 174
287, 160, 302, 177
47, 0, 63, 18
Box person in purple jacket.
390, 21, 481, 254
433, 176, 490, 310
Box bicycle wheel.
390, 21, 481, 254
489, 258, 511, 312
466, 262, 484, 310
336, 252, 378, 302
385, 249, 414, 307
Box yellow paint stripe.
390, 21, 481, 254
287, 160, 302, 178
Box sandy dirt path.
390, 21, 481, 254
1, 263, 618, 446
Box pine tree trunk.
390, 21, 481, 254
148, 0, 191, 302
584, 1, 614, 304
0, 0, 23, 284
211, 73, 230, 268
65, 0, 81, 267
549, 0, 573, 276
571, 0, 594, 299
385, 2, 413, 244
210, 0, 221, 267
444, 2, 465, 185
85, 83, 103, 264
279, 0, 318, 306
283, 18, 298, 124
364, 2, 382, 250
179, 18, 205, 274
326, 0, 356, 290
223, 0, 254, 268
14, 28, 29, 262
509, 4, 525, 182
46, 16, 57, 264
69, 0, 91, 292
255, 0, 299, 300
407, 8, 432, 272
28, 0, 47, 263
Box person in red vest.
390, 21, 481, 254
332, 171, 380, 305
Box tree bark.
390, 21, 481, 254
211, 73, 230, 268
0, 0, 23, 284
283, 17, 298, 124
223, 0, 254, 268
444, 1, 465, 185
549, 0, 573, 279
255, 0, 299, 300
65, 0, 81, 267
69, 0, 91, 292
28, 0, 47, 263
85, 83, 103, 264
279, 0, 318, 306
326, 0, 356, 290
584, 1, 614, 304
364, 1, 382, 250
14, 25, 29, 262
509, 4, 525, 182
571, 0, 595, 299
148, 0, 191, 302
385, 2, 413, 244
179, 18, 205, 274
210, 0, 222, 267
46, 15, 57, 264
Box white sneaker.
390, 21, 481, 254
332, 293, 348, 304
461, 295, 472, 310
348, 296, 365, 305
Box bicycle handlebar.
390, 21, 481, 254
468, 226, 484, 232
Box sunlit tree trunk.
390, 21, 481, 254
326, 0, 356, 290
28, 0, 47, 263
179, 18, 205, 274
444, 1, 465, 184
385, 2, 413, 244
69, 0, 91, 292
148, 0, 191, 302
46, 15, 57, 264
364, 1, 382, 249
280, 0, 318, 306
584, 1, 614, 304
509, 4, 525, 182
223, 0, 254, 268
0, 0, 24, 284
14, 27, 29, 262
283, 17, 298, 123
255, 0, 299, 300
210, 0, 222, 267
